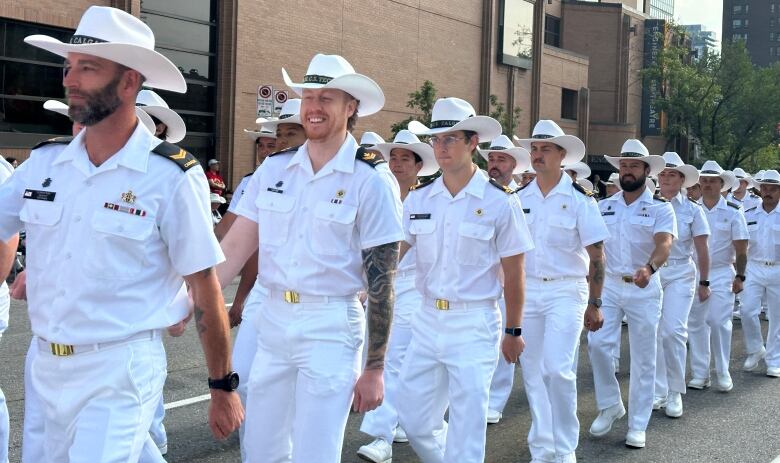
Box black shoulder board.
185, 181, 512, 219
726, 201, 740, 209
749, 193, 760, 198
267, 145, 300, 158
243, 171, 254, 179
572, 181, 595, 197
410, 177, 435, 191
653, 194, 668, 203
31, 136, 73, 151
356, 146, 386, 168
513, 181, 532, 193
687, 196, 700, 204
151, 141, 199, 171
745, 206, 757, 213
489, 178, 514, 194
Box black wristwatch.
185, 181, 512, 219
505, 327, 522, 337
647, 262, 658, 274
208, 371, 240, 392
736, 274, 746, 282
699, 280, 710, 287
588, 298, 602, 308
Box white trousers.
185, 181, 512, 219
22, 338, 43, 463
655, 261, 697, 396
521, 278, 588, 463
232, 283, 267, 462
688, 265, 736, 379
588, 274, 662, 431
32, 333, 166, 462
488, 297, 515, 413
741, 263, 780, 366
360, 274, 420, 443
244, 296, 364, 463
397, 300, 500, 463
0, 283, 7, 463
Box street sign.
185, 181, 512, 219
257, 85, 273, 118
273, 90, 288, 114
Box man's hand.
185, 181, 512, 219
501, 334, 525, 364
584, 304, 604, 332
228, 302, 243, 328
732, 277, 744, 294
633, 265, 652, 288
9, 270, 26, 300
353, 368, 384, 413
698, 285, 711, 302
167, 311, 192, 337
208, 390, 244, 440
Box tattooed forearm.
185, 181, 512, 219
194, 306, 207, 335
586, 241, 605, 298
361, 241, 400, 370
735, 252, 747, 275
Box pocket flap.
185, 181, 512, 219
91, 209, 154, 241
409, 219, 436, 235
458, 222, 494, 240
314, 201, 358, 224
20, 201, 63, 226
629, 215, 655, 227
550, 214, 576, 229
256, 191, 295, 213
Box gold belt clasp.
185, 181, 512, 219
435, 299, 450, 310
283, 290, 300, 304
50, 343, 74, 356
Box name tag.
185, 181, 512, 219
410, 213, 431, 220
601, 211, 615, 216
266, 187, 284, 194
747, 221, 757, 226
23, 189, 56, 201
523, 208, 530, 214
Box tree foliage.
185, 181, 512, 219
390, 80, 437, 136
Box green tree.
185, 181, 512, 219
390, 80, 437, 136
488, 94, 523, 137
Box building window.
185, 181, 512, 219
733, 5, 742, 13
544, 15, 561, 47
744, 19, 749, 27
745, 4, 750, 12
140, 0, 218, 163
561, 88, 578, 120
771, 18, 776, 27
772, 4, 776, 13
771, 47, 776, 57
772, 32, 777, 42
499, 0, 536, 69
733, 19, 742, 29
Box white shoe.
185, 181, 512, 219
625, 429, 646, 448
767, 367, 780, 378
357, 438, 392, 463
589, 402, 625, 437
486, 408, 502, 424
665, 392, 683, 418
614, 357, 620, 374
743, 346, 766, 371
732, 311, 741, 320
158, 443, 168, 456
393, 426, 408, 443
715, 372, 733, 392
652, 395, 666, 410
687, 377, 710, 390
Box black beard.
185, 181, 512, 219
620, 173, 646, 192
67, 75, 123, 126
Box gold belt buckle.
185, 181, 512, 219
435, 299, 449, 310
283, 290, 300, 304
622, 276, 633, 283
50, 343, 74, 356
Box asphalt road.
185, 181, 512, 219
1, 283, 779, 463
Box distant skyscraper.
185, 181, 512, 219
723, 0, 780, 67
683, 24, 719, 58
649, 0, 674, 20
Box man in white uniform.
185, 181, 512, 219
653, 152, 711, 418
515, 120, 609, 462
587, 140, 676, 449
397, 97, 533, 462
687, 160, 749, 392
0, 156, 18, 463
0, 7, 242, 461
728, 167, 762, 211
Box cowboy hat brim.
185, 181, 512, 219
139, 106, 186, 143
412, 116, 502, 143
375, 142, 439, 177
698, 171, 735, 192
661, 165, 700, 189
514, 134, 586, 165
244, 129, 277, 141
578, 178, 594, 192
477, 147, 531, 174
24, 35, 186, 93
282, 68, 385, 117
261, 115, 303, 132
604, 154, 666, 176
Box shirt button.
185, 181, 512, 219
74, 216, 81, 222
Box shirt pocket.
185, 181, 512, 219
409, 219, 437, 263
677, 214, 693, 241
629, 215, 655, 240
456, 222, 495, 266
86, 208, 155, 279
256, 192, 295, 246
312, 201, 358, 255
19, 201, 64, 270
546, 214, 579, 249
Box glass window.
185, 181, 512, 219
1, 21, 71, 63
745, 4, 749, 12
140, 12, 214, 53
154, 83, 215, 114
0, 97, 73, 134
561, 88, 578, 120
544, 15, 561, 47
156, 48, 212, 81
733, 5, 742, 13
744, 19, 749, 27
500, 0, 535, 69
179, 113, 214, 134
140, 0, 214, 22
1, 61, 65, 98
733, 19, 742, 29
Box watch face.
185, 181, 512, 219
229, 372, 240, 390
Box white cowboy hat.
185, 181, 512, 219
25, 6, 185, 93
699, 160, 736, 192
408, 97, 502, 142
646, 176, 658, 193
43, 99, 157, 134
577, 178, 594, 192
661, 152, 699, 189
732, 167, 757, 189
755, 169, 780, 186
260, 99, 302, 132
136, 90, 186, 143
522, 166, 537, 174
563, 161, 591, 179
375, 130, 439, 177
604, 139, 665, 176
209, 193, 226, 204
754, 170, 766, 182
604, 172, 620, 186
359, 131, 385, 147
244, 117, 277, 141
0, 156, 13, 177
282, 54, 384, 116
478, 135, 531, 174
514, 120, 586, 165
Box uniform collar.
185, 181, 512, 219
287, 132, 358, 175
612, 186, 654, 206
430, 167, 487, 200
509, 179, 518, 190
672, 191, 686, 205
527, 171, 573, 199
52, 118, 154, 175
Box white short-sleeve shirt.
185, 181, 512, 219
402, 169, 533, 302
699, 196, 749, 267
744, 204, 780, 262
668, 192, 710, 260
227, 173, 253, 214
0, 123, 224, 345
0, 155, 12, 334
235, 133, 404, 296
727, 191, 762, 212
517, 173, 609, 279
599, 188, 677, 276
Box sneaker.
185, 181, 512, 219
743, 346, 766, 371
652, 395, 667, 410
357, 438, 392, 463
665, 392, 683, 418
589, 402, 626, 437
393, 426, 408, 443
486, 409, 502, 424
625, 429, 646, 448
767, 367, 780, 378
687, 377, 710, 390
715, 372, 733, 392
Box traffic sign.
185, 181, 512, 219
257, 85, 273, 117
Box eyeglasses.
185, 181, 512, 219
429, 135, 467, 148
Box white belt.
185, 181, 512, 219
424, 297, 496, 311
38, 330, 159, 357
528, 275, 585, 283
750, 259, 778, 267
664, 257, 692, 267
268, 289, 359, 304
397, 269, 415, 279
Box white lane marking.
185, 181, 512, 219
772, 454, 780, 463
164, 394, 211, 410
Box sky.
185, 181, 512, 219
675, 0, 723, 40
